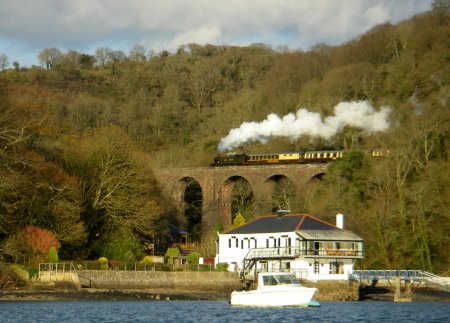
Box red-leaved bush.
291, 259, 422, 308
2, 225, 61, 265
22, 225, 61, 264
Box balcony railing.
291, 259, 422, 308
245, 247, 363, 260
171, 242, 197, 251
305, 248, 362, 257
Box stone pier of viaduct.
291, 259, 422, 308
153, 164, 327, 235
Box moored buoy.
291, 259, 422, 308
308, 300, 321, 307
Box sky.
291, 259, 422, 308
0, 0, 433, 67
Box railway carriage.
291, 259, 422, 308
211, 149, 387, 167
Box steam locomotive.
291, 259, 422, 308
211, 149, 387, 166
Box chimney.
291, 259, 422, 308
277, 209, 290, 218
336, 213, 344, 229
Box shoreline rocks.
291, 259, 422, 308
0, 288, 227, 302
359, 285, 450, 302
1, 285, 448, 302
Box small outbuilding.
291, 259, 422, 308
146, 224, 196, 256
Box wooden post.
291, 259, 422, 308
394, 276, 412, 302
404, 279, 413, 299
394, 276, 401, 302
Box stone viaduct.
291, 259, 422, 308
153, 164, 327, 236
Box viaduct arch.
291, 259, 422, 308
153, 164, 327, 236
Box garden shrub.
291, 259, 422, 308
141, 256, 153, 269
142, 256, 153, 264
199, 264, 213, 271
165, 247, 180, 265
216, 263, 229, 271
27, 266, 39, 279
48, 246, 59, 264
9, 264, 31, 283
0, 263, 28, 287
187, 251, 202, 269
98, 257, 109, 270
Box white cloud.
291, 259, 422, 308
365, 4, 391, 24
0, 0, 433, 66
169, 24, 222, 48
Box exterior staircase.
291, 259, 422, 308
38, 263, 81, 290
241, 247, 299, 278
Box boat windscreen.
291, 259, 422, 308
274, 275, 299, 285
263, 275, 278, 286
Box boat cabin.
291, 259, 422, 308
259, 272, 300, 287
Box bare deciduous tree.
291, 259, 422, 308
95, 46, 112, 67
37, 47, 63, 70
0, 53, 9, 71
129, 44, 146, 62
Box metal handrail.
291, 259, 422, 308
244, 247, 363, 260
39, 262, 76, 274
245, 247, 300, 260
350, 270, 444, 281
349, 270, 450, 291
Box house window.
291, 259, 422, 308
314, 261, 320, 274
242, 238, 250, 249
231, 236, 238, 248
266, 239, 269, 248
330, 261, 344, 274
268, 236, 276, 247
249, 237, 256, 248
314, 241, 320, 255
228, 239, 231, 248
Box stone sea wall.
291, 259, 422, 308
78, 270, 242, 295
76, 270, 358, 301
304, 280, 359, 301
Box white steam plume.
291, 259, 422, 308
218, 100, 391, 152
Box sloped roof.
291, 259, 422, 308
168, 224, 190, 236
298, 230, 363, 241
224, 213, 340, 235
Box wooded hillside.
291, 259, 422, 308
0, 6, 448, 273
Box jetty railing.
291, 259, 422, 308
350, 270, 450, 291
39, 262, 76, 276
351, 270, 430, 281
72, 261, 220, 272
38, 262, 81, 289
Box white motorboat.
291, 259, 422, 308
230, 272, 317, 307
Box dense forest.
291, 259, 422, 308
0, 4, 448, 274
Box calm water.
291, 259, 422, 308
0, 300, 449, 323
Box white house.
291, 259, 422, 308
215, 211, 363, 281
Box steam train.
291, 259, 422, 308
211, 149, 387, 166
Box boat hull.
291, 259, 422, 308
230, 286, 317, 307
